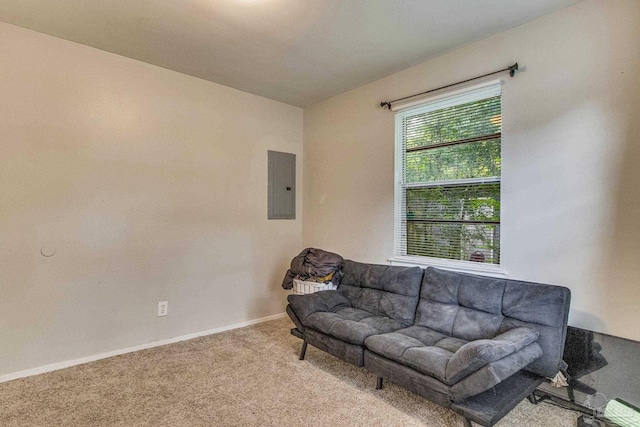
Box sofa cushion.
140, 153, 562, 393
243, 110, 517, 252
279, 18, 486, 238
385, 325, 468, 351
365, 330, 452, 383
332, 307, 374, 322
449, 343, 543, 402
305, 311, 406, 346
398, 326, 468, 353
365, 326, 540, 387
416, 268, 506, 339
339, 261, 422, 325
445, 327, 540, 385
500, 282, 571, 378
365, 325, 471, 384
286, 262, 422, 349
417, 267, 571, 378
287, 290, 351, 322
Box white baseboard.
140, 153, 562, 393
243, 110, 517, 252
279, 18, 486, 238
0, 312, 286, 384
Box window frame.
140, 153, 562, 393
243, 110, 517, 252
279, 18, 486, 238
389, 80, 507, 277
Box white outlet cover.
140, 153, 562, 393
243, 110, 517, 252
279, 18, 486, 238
158, 301, 168, 317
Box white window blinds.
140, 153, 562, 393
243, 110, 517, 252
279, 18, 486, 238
394, 81, 502, 265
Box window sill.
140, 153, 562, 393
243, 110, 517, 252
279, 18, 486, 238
387, 256, 507, 278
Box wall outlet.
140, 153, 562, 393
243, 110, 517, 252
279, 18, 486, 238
157, 301, 168, 317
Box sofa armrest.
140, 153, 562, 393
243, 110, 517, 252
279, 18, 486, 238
287, 291, 351, 323
445, 327, 539, 385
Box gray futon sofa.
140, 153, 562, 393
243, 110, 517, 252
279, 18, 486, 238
286, 260, 571, 426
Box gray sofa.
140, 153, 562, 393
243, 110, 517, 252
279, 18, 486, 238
286, 260, 571, 426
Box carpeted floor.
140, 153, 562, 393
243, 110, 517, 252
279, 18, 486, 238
0, 317, 578, 426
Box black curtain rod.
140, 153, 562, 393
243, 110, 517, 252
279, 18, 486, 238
380, 63, 518, 110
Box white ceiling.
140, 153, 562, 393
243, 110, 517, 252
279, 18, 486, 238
0, 0, 581, 107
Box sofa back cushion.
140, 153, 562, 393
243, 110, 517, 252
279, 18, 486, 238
338, 260, 423, 326
416, 267, 571, 378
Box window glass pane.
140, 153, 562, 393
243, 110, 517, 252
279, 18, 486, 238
395, 84, 503, 266
407, 222, 501, 263
406, 184, 500, 222
404, 96, 501, 150
405, 139, 501, 183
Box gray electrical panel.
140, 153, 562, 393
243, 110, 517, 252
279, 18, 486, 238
268, 150, 296, 219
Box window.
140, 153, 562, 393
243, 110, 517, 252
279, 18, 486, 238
393, 81, 502, 269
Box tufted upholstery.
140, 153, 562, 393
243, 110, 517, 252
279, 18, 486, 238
286, 261, 424, 357
305, 309, 407, 345
287, 260, 571, 424
338, 260, 423, 325
415, 267, 571, 378
287, 290, 351, 323
364, 325, 540, 390
364, 326, 468, 383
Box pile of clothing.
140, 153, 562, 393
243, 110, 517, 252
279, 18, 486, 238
281, 248, 343, 290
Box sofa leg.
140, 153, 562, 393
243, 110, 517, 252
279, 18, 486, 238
462, 417, 473, 427
376, 376, 384, 390
299, 341, 308, 360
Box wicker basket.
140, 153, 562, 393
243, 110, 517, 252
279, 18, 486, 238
292, 279, 337, 295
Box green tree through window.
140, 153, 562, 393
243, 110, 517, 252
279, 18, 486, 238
395, 85, 502, 264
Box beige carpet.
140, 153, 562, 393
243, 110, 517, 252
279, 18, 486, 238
0, 317, 578, 426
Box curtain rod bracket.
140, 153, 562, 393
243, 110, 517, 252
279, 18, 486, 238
508, 62, 519, 77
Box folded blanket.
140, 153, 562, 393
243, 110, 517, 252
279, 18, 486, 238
281, 248, 343, 289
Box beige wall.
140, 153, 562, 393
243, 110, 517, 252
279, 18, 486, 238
0, 22, 302, 376
303, 0, 640, 340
